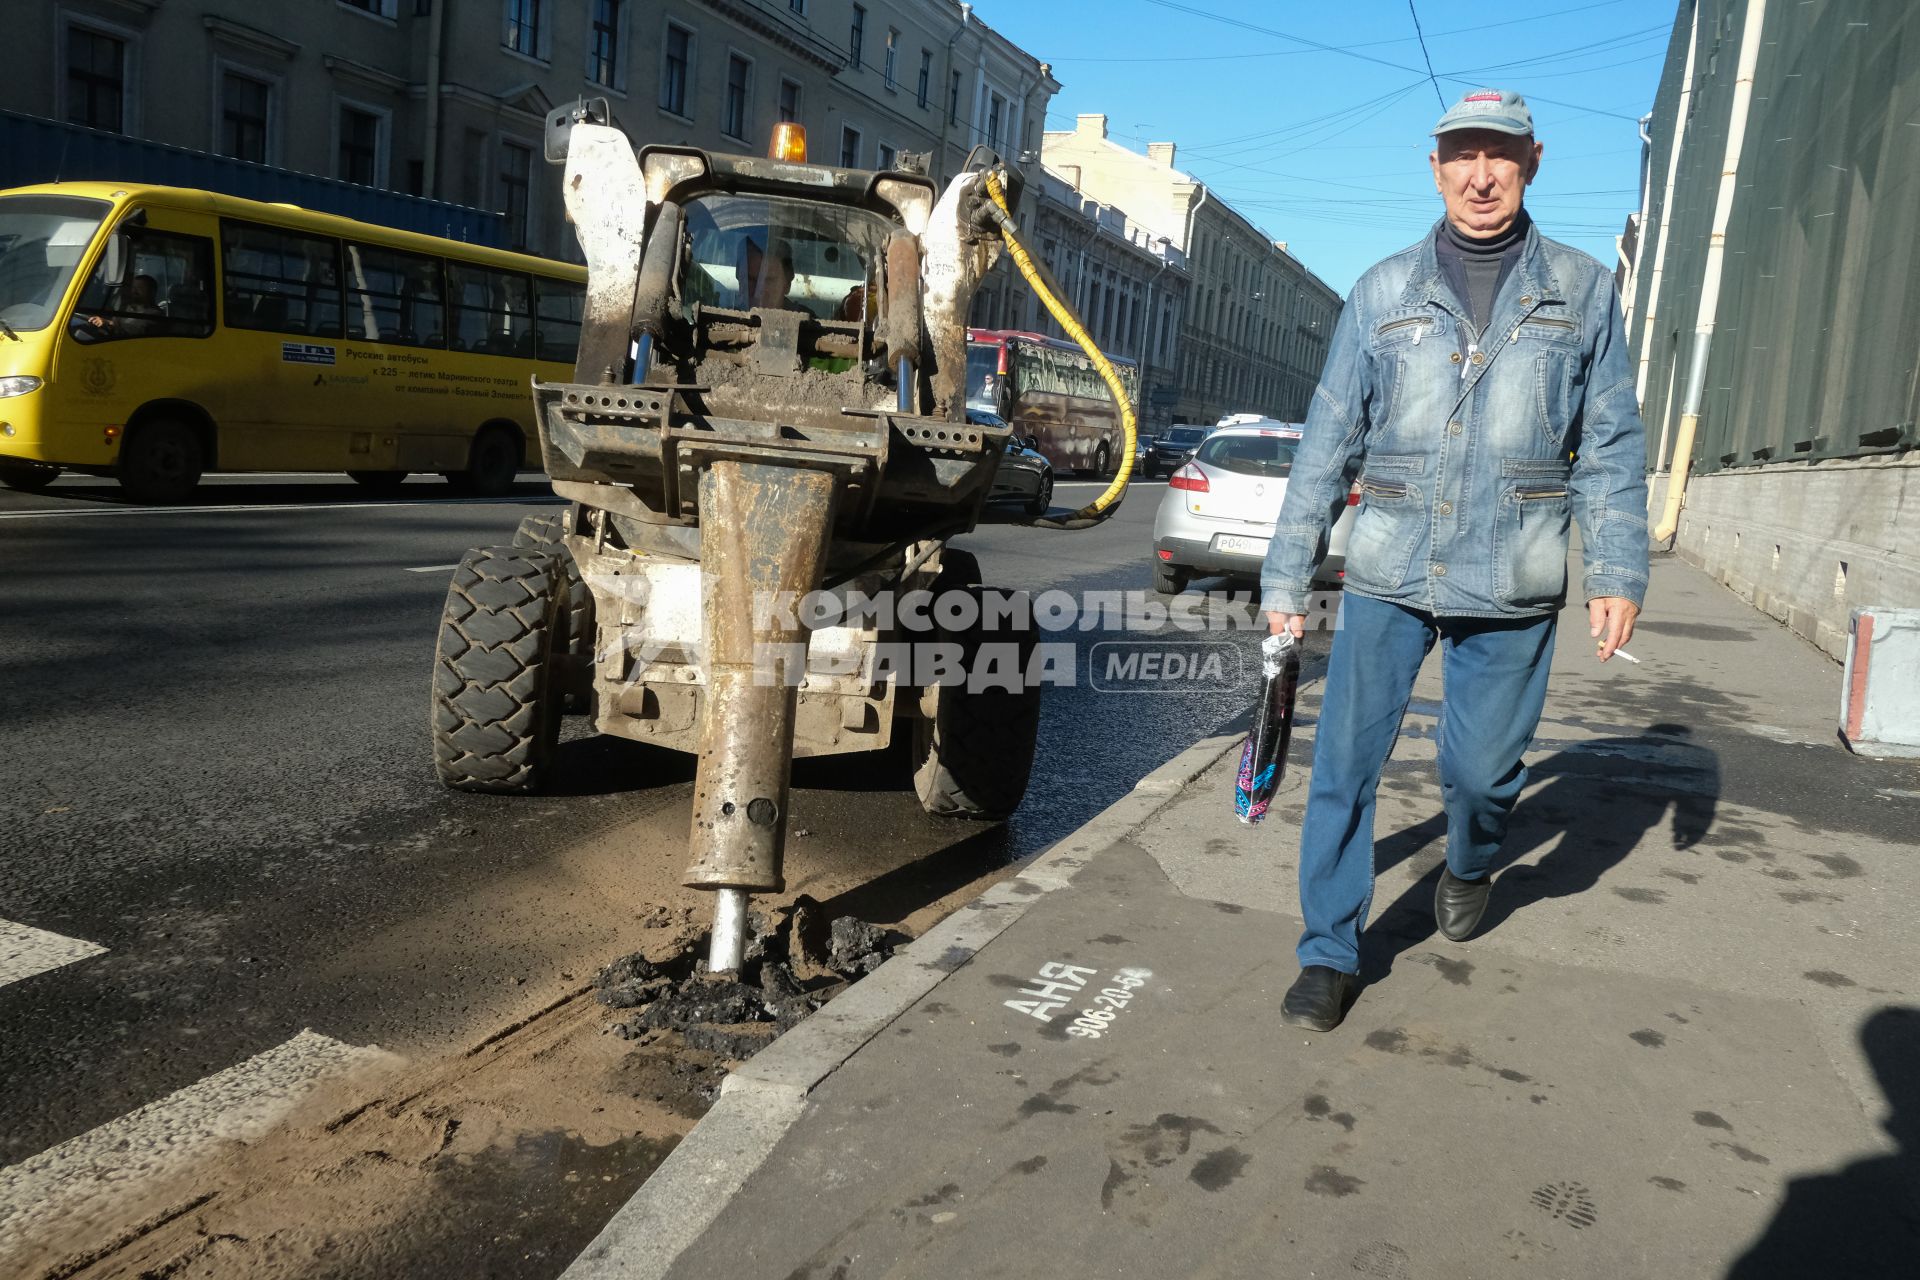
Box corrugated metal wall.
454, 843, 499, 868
1629, 0, 1920, 474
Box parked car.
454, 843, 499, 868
1142, 423, 1211, 478
1150, 422, 1357, 594
1134, 432, 1152, 472
973, 409, 1055, 517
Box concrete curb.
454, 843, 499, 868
561, 727, 1249, 1280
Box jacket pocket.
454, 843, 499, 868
1493, 476, 1571, 608
1345, 477, 1422, 592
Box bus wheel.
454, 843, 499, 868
910, 551, 1041, 819
1089, 441, 1111, 478
445, 426, 520, 496
512, 509, 595, 714
0, 461, 60, 493
430, 545, 567, 794
347, 470, 409, 492
117, 419, 204, 504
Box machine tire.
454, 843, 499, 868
1026, 470, 1053, 518
1152, 560, 1189, 595
117, 418, 203, 504
512, 508, 595, 713
347, 469, 409, 492
430, 545, 567, 794
0, 461, 60, 493
445, 425, 520, 496
911, 548, 1040, 819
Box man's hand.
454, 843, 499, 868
1267, 612, 1305, 640
1588, 596, 1640, 662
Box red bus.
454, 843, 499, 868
967, 328, 1139, 477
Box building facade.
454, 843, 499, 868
1629, 0, 1918, 660
5, 0, 1055, 265
1016, 168, 1188, 427
1042, 114, 1340, 426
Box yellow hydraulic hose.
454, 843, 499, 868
982, 169, 1136, 528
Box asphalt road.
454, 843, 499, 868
0, 469, 1315, 1169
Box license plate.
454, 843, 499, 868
1212, 533, 1271, 557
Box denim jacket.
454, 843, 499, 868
1260, 218, 1649, 619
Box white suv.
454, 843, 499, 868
1150, 422, 1357, 595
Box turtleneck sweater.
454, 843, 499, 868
1434, 209, 1530, 337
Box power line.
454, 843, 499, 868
1407, 1, 1447, 110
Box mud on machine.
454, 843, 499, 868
427, 104, 1053, 971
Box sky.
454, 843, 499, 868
980, 0, 1678, 294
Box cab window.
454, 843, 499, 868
70, 225, 215, 342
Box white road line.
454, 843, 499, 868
405, 564, 461, 573
0, 496, 560, 520
0, 919, 105, 988
0, 1031, 399, 1265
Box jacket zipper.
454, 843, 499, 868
1515, 485, 1567, 501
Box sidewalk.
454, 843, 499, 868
568, 556, 1920, 1280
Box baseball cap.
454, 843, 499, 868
1432, 88, 1534, 137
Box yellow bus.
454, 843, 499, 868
0, 181, 586, 502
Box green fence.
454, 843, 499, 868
1629, 0, 1920, 474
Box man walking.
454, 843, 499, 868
1259, 89, 1649, 1031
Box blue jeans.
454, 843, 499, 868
1296, 591, 1558, 974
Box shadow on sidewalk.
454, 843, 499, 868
1361, 723, 1720, 984
1725, 1006, 1920, 1278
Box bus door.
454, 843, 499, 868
52, 209, 222, 461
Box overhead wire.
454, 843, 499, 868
1406, 0, 1447, 110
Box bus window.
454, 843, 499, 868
222, 221, 343, 337
965, 344, 1003, 412
0, 194, 109, 333
69, 227, 214, 341
344, 242, 445, 347
448, 262, 533, 357
534, 276, 583, 364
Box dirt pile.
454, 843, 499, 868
595, 896, 903, 1060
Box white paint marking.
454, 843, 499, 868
405, 564, 461, 574
0, 497, 560, 521
0, 919, 106, 988
0, 1031, 398, 1264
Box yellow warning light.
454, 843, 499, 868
769, 122, 808, 163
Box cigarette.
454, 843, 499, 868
1613, 649, 1641, 664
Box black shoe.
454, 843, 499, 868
1435, 868, 1494, 942
1280, 965, 1355, 1032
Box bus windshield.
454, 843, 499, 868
965, 342, 1003, 410
0, 195, 110, 333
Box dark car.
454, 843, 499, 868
971, 410, 1054, 517
1143, 424, 1210, 478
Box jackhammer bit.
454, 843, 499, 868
683, 461, 838, 972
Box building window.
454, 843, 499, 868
877, 143, 895, 170
778, 77, 801, 123
883, 29, 898, 89
849, 6, 865, 69
788, 0, 805, 12
949, 70, 960, 120
338, 106, 383, 185
587, 0, 621, 88
341, 0, 397, 16
724, 54, 751, 141
220, 72, 272, 164
503, 0, 544, 58
987, 92, 1005, 150
840, 125, 861, 168
498, 139, 532, 250
67, 26, 127, 133
917, 49, 931, 109
660, 23, 692, 118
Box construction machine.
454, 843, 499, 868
428, 104, 1132, 971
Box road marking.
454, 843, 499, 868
0, 920, 105, 988
405, 564, 461, 573
0, 496, 560, 521
0, 1031, 399, 1265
